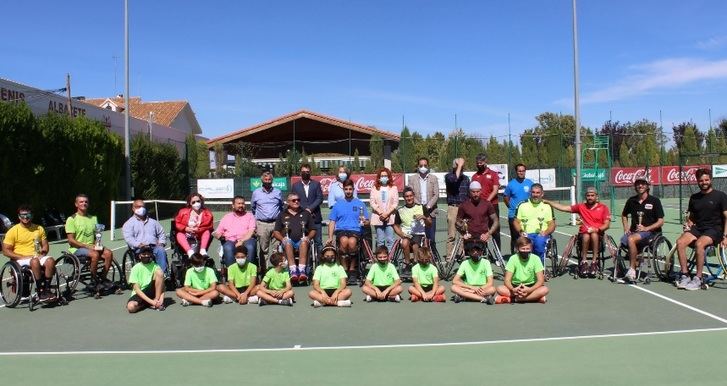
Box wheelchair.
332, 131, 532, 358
0, 259, 67, 310
55, 250, 123, 299
120, 246, 173, 290
169, 219, 217, 288
554, 232, 618, 280
612, 233, 671, 284
276, 237, 318, 286
389, 231, 438, 282
657, 238, 727, 289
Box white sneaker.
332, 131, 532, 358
684, 276, 703, 291
201, 299, 212, 307
676, 275, 691, 289
222, 295, 233, 304
312, 300, 322, 308
625, 268, 637, 283
181, 299, 190, 307
248, 295, 259, 304
365, 295, 372, 302
200, 248, 208, 256
337, 299, 352, 307
392, 295, 401, 303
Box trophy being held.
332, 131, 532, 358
537, 217, 545, 234
283, 220, 290, 241
34, 237, 41, 257
682, 211, 691, 232
636, 211, 644, 231
358, 207, 365, 227
462, 218, 471, 239
94, 224, 105, 251
520, 218, 529, 237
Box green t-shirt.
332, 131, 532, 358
263, 269, 290, 290
65, 213, 98, 253
366, 262, 400, 287
313, 263, 347, 289
128, 262, 159, 298
184, 267, 217, 290
515, 201, 554, 234
412, 263, 438, 286
506, 253, 544, 286
456, 259, 493, 286
227, 262, 257, 288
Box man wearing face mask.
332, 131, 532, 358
471, 153, 501, 249
213, 196, 257, 268
292, 163, 324, 253
407, 157, 440, 250
122, 198, 168, 275
126, 246, 165, 313
504, 163, 534, 254
251, 171, 283, 271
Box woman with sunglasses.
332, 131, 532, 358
174, 193, 214, 257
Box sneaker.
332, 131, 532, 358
248, 295, 259, 304
495, 295, 511, 304
201, 299, 212, 307
365, 295, 372, 302
625, 268, 637, 283
579, 261, 589, 277
280, 298, 293, 306
157, 304, 166, 311
181, 299, 190, 307
392, 295, 401, 303
312, 300, 322, 308
452, 294, 463, 304
337, 299, 352, 307
539, 296, 548, 304
259, 299, 268, 306
298, 272, 308, 283
676, 274, 691, 289
684, 276, 702, 291
433, 294, 446, 303
222, 295, 233, 304
484, 294, 495, 305
410, 294, 421, 302
589, 262, 599, 278
290, 267, 299, 285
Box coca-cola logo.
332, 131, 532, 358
613, 168, 650, 184
665, 167, 699, 183
290, 173, 405, 194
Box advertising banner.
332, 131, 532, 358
250, 177, 288, 190
610, 165, 710, 186
197, 179, 235, 198
290, 174, 405, 194
525, 169, 557, 189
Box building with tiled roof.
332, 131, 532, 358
82, 96, 202, 135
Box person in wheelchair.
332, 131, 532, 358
408, 246, 446, 302
455, 181, 499, 247
392, 187, 432, 274
546, 187, 611, 278
175, 253, 219, 307
326, 179, 369, 283
217, 245, 259, 305
122, 198, 168, 275
174, 193, 214, 258
213, 195, 257, 269
1, 205, 56, 301
619, 179, 664, 283
66, 194, 115, 292
272, 193, 316, 284
450, 241, 496, 304
496, 237, 549, 304
126, 247, 165, 313
675, 168, 727, 290
513, 183, 555, 263
362, 245, 402, 302
308, 245, 352, 307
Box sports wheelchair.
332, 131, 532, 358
612, 233, 671, 284
554, 232, 618, 280
656, 238, 727, 289
276, 238, 317, 286
53, 249, 123, 299
168, 219, 218, 288
435, 230, 505, 281
0, 259, 67, 310
120, 246, 174, 290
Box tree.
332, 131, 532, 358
352, 148, 362, 172
618, 142, 634, 167
398, 126, 415, 172
672, 122, 704, 151
597, 120, 627, 165
367, 135, 384, 172
234, 141, 260, 178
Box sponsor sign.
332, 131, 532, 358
572, 168, 606, 182
488, 164, 509, 186
610, 167, 657, 186
290, 174, 405, 194
525, 169, 557, 190
197, 179, 235, 198
250, 177, 288, 190
659, 165, 710, 185
712, 164, 727, 178
609, 165, 710, 186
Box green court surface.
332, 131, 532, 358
2, 198, 727, 385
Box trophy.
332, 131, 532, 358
300, 220, 306, 240
521, 218, 529, 235
284, 220, 290, 239
34, 237, 41, 257
682, 211, 690, 231
94, 224, 105, 251
537, 217, 545, 233
462, 218, 471, 239
359, 207, 365, 227
636, 211, 644, 227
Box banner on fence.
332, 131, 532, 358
525, 169, 557, 189
198, 179, 235, 198
713, 165, 727, 178
610, 165, 710, 186
250, 177, 288, 191
290, 174, 405, 194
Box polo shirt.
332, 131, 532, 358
571, 203, 611, 233
329, 197, 369, 232
621, 194, 664, 232
456, 199, 495, 237
504, 178, 534, 218
274, 209, 315, 240
472, 168, 500, 204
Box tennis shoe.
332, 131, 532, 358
201, 299, 212, 307
452, 294, 463, 304
181, 299, 190, 307
495, 295, 511, 304
684, 276, 702, 291
410, 294, 421, 302
676, 274, 691, 289
280, 298, 293, 306
484, 294, 495, 305
392, 295, 401, 303
365, 295, 372, 302
312, 300, 322, 308
625, 268, 637, 283
222, 295, 233, 304
433, 294, 446, 302
578, 261, 589, 277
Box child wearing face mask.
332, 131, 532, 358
126, 247, 166, 313
408, 246, 446, 302
450, 241, 497, 304
496, 236, 549, 304
257, 252, 294, 306
175, 253, 219, 307
362, 245, 402, 302
308, 246, 352, 307
217, 246, 259, 305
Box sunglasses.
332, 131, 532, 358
18, 213, 32, 219
290, 199, 300, 202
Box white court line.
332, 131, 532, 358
628, 285, 727, 324
0, 326, 725, 356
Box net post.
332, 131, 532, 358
154, 200, 160, 221
110, 200, 116, 241
569, 185, 577, 225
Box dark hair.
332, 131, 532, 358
234, 245, 247, 256
515, 163, 526, 170
270, 252, 284, 266
342, 179, 355, 188
132, 197, 145, 202
403, 186, 414, 195
416, 246, 433, 261
17, 204, 32, 214
696, 168, 711, 180
232, 195, 245, 203
75, 193, 89, 201
190, 253, 206, 266
475, 153, 487, 163
375, 245, 389, 255
138, 246, 153, 256
516, 236, 533, 248
300, 163, 311, 170
531, 183, 543, 191
417, 157, 429, 165
185, 193, 204, 207
320, 245, 338, 259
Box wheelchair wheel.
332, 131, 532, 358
601, 235, 619, 280
487, 239, 506, 278
718, 244, 727, 278
0, 261, 24, 308
26, 269, 38, 312
652, 237, 675, 282
121, 248, 136, 289
555, 235, 577, 278
437, 236, 463, 281
55, 253, 80, 297
545, 238, 558, 278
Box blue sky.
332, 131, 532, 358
2, 0, 727, 140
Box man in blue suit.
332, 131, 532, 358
291, 163, 324, 254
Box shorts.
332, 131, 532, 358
235, 285, 250, 293
406, 235, 424, 246
420, 284, 433, 292
16, 255, 52, 267
688, 228, 722, 244
128, 283, 157, 306
283, 238, 303, 249
620, 231, 654, 248
376, 285, 389, 292
335, 230, 361, 239
324, 288, 337, 297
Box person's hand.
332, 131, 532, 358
414, 214, 424, 221
456, 158, 465, 168
480, 233, 490, 242
305, 208, 312, 213
722, 236, 727, 249
154, 298, 163, 309
636, 224, 645, 232
520, 232, 528, 238
462, 233, 472, 240
379, 214, 387, 222
422, 292, 433, 302
331, 293, 340, 303
325, 239, 333, 246
185, 226, 193, 233
624, 229, 631, 235
587, 227, 594, 234
301, 235, 309, 243
238, 293, 248, 304
212, 231, 220, 239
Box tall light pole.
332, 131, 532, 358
124, 0, 132, 199
572, 0, 582, 198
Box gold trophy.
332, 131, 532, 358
636, 211, 644, 228
537, 217, 545, 233
34, 237, 41, 257
682, 211, 690, 231
94, 224, 105, 251
359, 207, 365, 227
283, 220, 290, 239
462, 218, 471, 239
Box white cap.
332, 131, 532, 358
469, 181, 482, 190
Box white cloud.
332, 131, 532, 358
560, 57, 727, 105
697, 35, 727, 50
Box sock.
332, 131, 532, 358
187, 250, 195, 258
298, 265, 306, 274
200, 248, 207, 255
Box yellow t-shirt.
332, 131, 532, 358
2, 224, 47, 257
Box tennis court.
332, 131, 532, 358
2, 198, 727, 385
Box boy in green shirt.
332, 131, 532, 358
451, 241, 496, 304
126, 247, 165, 313
175, 253, 219, 307
217, 245, 259, 305
362, 246, 402, 302
258, 252, 294, 306
496, 236, 549, 304
308, 245, 352, 307
408, 246, 446, 302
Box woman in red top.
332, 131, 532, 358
174, 193, 214, 257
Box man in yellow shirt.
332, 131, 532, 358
2, 205, 56, 300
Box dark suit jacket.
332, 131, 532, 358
291, 180, 324, 224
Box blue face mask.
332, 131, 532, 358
338, 173, 347, 181
379, 176, 389, 185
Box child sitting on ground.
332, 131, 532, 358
308, 245, 352, 307
496, 236, 549, 304
175, 253, 219, 307
257, 252, 294, 306
450, 241, 496, 304
408, 246, 446, 302
217, 245, 259, 305
362, 245, 403, 302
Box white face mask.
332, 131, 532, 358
338, 173, 347, 181
191, 202, 202, 211
418, 166, 429, 174
379, 177, 389, 185
134, 207, 147, 217
193, 266, 205, 273
236, 258, 247, 266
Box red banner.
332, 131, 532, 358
610, 165, 710, 186
290, 174, 405, 194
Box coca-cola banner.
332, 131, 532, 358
290, 174, 405, 194
610, 165, 710, 186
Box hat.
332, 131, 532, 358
469, 181, 482, 190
